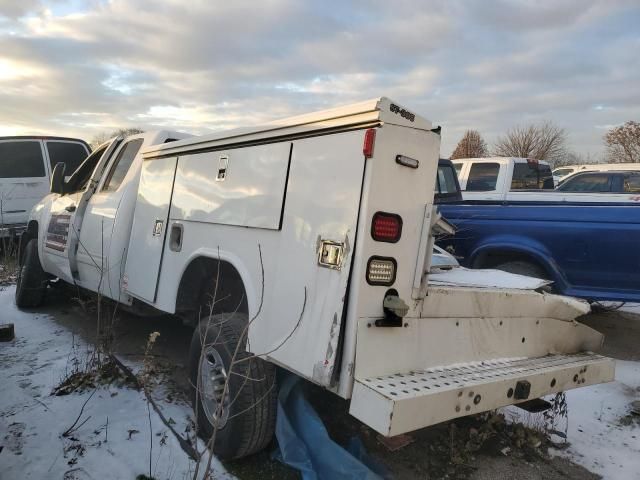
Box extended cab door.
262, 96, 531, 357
74, 136, 145, 298
40, 138, 122, 283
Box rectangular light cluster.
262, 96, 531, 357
366, 257, 397, 286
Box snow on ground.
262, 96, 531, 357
620, 303, 640, 315
550, 361, 640, 479
0, 286, 232, 480
505, 360, 640, 480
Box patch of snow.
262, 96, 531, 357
429, 267, 552, 290
505, 360, 640, 480
0, 286, 232, 480
550, 361, 640, 479
620, 303, 640, 315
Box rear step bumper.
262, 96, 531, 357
349, 352, 615, 437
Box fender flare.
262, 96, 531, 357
174, 247, 259, 319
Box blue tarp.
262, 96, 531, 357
273, 373, 389, 480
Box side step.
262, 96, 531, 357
349, 352, 615, 437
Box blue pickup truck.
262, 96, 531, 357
437, 157, 640, 303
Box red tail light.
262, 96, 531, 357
371, 212, 402, 243
363, 128, 376, 158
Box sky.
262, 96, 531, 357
0, 0, 638, 158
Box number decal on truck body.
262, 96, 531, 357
389, 103, 415, 122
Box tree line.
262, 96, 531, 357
450, 121, 640, 166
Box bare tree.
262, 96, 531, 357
450, 130, 488, 159
604, 121, 640, 163
90, 127, 144, 148
493, 122, 567, 166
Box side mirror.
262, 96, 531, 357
50, 162, 66, 194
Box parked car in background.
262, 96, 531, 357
0, 136, 90, 239
437, 170, 640, 302
552, 165, 587, 184
553, 163, 640, 186
452, 157, 555, 200
556, 170, 640, 193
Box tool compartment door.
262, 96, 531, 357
124, 156, 178, 302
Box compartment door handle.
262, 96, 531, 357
169, 223, 184, 252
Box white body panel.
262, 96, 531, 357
137, 130, 368, 385
124, 156, 178, 302
172, 142, 291, 229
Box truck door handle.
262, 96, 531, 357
65, 205, 76, 212
169, 223, 184, 252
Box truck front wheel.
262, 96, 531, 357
189, 312, 277, 460
15, 239, 47, 308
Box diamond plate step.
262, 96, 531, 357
349, 352, 615, 437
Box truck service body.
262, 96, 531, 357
18, 99, 614, 459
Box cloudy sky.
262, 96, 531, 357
0, 0, 638, 157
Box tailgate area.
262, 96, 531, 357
350, 352, 615, 437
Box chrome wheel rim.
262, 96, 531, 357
199, 345, 230, 428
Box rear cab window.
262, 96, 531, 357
511, 161, 554, 190
46, 141, 90, 176
0, 140, 46, 178
466, 162, 500, 191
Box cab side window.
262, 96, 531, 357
0, 141, 45, 178
102, 139, 144, 192
559, 174, 611, 192
466, 163, 499, 191
623, 175, 640, 193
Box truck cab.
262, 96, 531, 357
453, 157, 554, 200
22, 130, 188, 302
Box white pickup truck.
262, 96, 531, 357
17, 99, 614, 460
454, 157, 640, 202
0, 136, 90, 239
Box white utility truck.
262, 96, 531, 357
18, 99, 614, 460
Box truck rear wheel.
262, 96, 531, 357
15, 239, 47, 308
189, 312, 277, 460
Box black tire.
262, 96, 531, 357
189, 312, 277, 460
15, 239, 47, 308
494, 260, 548, 280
